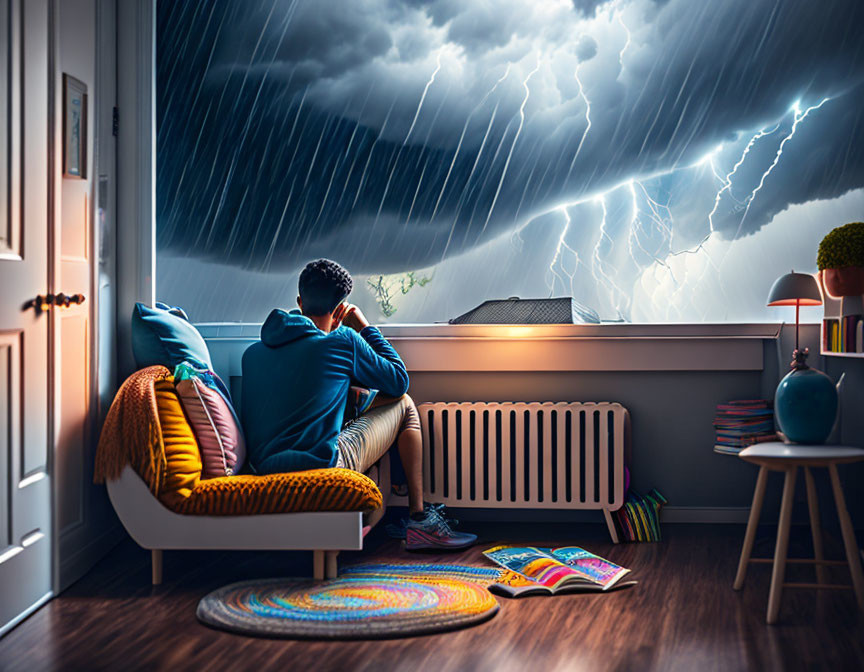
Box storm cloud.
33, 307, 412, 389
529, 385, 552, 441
157, 0, 864, 321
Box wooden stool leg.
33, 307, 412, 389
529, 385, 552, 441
828, 464, 864, 610
325, 551, 340, 579
804, 467, 827, 585
734, 466, 768, 590
767, 467, 797, 624
313, 550, 325, 580
151, 549, 163, 586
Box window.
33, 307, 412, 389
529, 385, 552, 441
156, 1, 864, 324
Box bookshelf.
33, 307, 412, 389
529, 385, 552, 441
819, 271, 864, 358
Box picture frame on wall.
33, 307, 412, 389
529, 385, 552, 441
62, 73, 87, 179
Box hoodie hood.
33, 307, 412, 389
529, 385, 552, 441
260, 308, 320, 347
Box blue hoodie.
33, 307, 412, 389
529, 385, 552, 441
241, 309, 409, 474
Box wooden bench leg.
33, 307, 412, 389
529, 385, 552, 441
767, 467, 797, 624
828, 464, 864, 610
325, 551, 340, 579
804, 467, 828, 586
313, 550, 325, 580
602, 509, 619, 544
734, 466, 768, 590
151, 549, 163, 586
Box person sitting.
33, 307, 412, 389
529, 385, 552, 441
240, 258, 476, 550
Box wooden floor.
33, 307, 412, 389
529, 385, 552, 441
1, 522, 863, 672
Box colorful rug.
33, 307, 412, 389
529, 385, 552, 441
196, 564, 503, 639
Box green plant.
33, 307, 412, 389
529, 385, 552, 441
817, 222, 864, 270
366, 271, 433, 317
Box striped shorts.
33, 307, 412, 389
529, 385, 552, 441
335, 394, 421, 473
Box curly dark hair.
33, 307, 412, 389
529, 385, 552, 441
298, 259, 353, 315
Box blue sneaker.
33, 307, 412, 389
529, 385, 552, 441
406, 505, 477, 551
385, 504, 459, 539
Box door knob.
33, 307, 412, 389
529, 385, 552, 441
25, 293, 86, 312
51, 293, 86, 307
27, 295, 53, 312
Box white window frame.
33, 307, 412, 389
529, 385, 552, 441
116, 0, 803, 379
116, 0, 155, 375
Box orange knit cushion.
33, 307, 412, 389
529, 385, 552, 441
175, 468, 382, 516
155, 379, 202, 507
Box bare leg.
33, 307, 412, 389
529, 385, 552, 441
398, 426, 424, 514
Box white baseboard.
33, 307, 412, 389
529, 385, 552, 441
0, 591, 52, 639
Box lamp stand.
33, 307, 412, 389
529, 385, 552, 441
792, 299, 809, 371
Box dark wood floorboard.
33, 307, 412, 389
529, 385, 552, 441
1, 522, 863, 672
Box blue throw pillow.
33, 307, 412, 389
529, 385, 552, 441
131, 302, 212, 370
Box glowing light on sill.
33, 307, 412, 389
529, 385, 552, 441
502, 326, 538, 338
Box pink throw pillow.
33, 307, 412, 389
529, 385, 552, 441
175, 377, 246, 478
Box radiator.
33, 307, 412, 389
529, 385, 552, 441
417, 402, 628, 515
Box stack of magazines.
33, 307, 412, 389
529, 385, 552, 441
713, 399, 776, 455
483, 545, 635, 597
613, 489, 667, 542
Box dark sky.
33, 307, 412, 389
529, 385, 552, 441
156, 0, 864, 322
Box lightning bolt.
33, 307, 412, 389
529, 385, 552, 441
404, 51, 443, 146
565, 62, 592, 181
547, 206, 581, 296
481, 57, 540, 234
616, 11, 631, 72
626, 182, 674, 318
424, 91, 830, 322
628, 180, 674, 272
666, 98, 829, 318
736, 97, 830, 233
590, 196, 629, 319
705, 124, 778, 234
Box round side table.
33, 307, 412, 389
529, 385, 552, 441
733, 441, 864, 624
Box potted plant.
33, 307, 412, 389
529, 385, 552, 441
817, 222, 864, 297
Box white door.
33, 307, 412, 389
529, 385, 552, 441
0, 0, 53, 636
55, 0, 116, 590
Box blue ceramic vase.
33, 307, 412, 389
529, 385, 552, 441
775, 366, 837, 444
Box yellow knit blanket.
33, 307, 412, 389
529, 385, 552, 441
93, 365, 172, 497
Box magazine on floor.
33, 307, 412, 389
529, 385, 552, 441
483, 545, 635, 597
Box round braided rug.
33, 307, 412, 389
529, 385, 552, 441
197, 565, 500, 639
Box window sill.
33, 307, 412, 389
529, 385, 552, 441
197, 323, 783, 374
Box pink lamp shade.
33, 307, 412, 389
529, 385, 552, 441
766, 272, 822, 307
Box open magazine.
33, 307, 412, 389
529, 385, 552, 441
484, 546, 635, 597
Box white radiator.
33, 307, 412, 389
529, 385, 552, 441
416, 402, 628, 539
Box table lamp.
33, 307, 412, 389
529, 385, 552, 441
767, 271, 837, 444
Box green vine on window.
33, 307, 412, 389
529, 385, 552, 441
367, 271, 433, 317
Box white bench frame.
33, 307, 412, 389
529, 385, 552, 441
107, 460, 389, 585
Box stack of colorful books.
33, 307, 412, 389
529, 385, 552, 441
613, 489, 667, 542
823, 316, 863, 353
713, 399, 776, 455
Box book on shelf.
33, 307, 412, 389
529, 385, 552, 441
823, 316, 863, 353
484, 545, 635, 597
